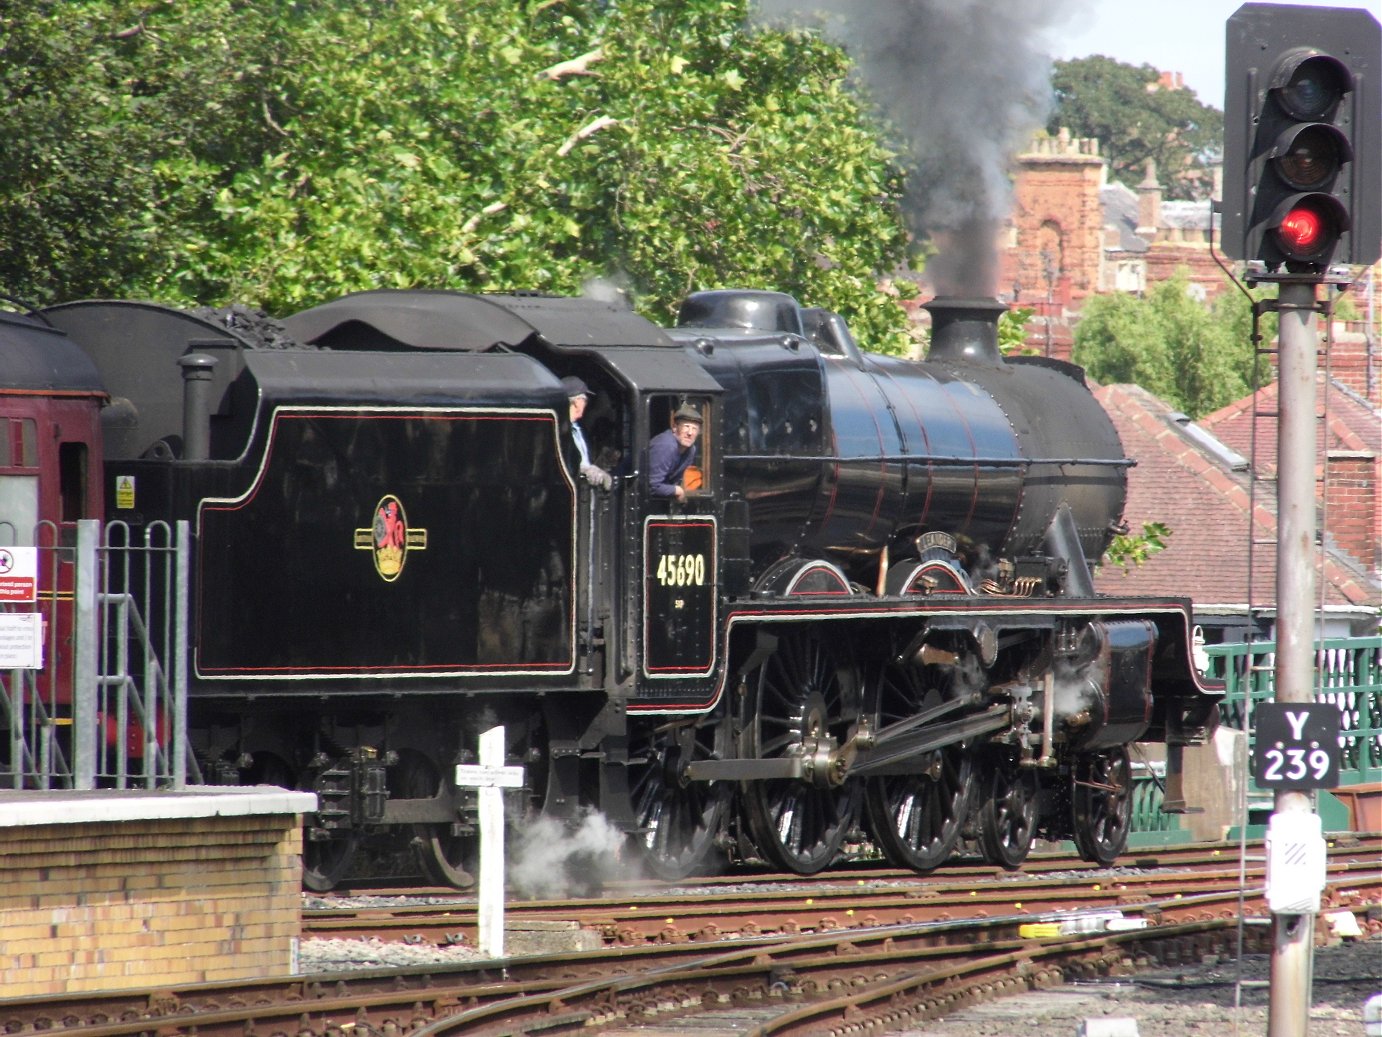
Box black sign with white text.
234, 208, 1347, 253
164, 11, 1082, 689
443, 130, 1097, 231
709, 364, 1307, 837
1252, 703, 1341, 789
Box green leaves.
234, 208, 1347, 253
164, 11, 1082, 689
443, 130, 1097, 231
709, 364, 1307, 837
0, 0, 914, 350
1101, 521, 1172, 575
1049, 56, 1223, 201
1073, 270, 1259, 419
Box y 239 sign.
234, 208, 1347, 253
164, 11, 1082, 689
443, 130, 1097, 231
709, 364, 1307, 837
1252, 703, 1341, 789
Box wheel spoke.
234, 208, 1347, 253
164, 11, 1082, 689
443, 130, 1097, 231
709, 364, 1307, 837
975, 755, 1037, 869
1072, 746, 1132, 866
864, 651, 974, 874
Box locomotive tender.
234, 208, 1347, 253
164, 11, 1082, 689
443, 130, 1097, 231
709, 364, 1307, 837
5, 288, 1222, 887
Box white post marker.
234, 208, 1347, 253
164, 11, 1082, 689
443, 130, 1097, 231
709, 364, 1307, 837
455, 725, 525, 959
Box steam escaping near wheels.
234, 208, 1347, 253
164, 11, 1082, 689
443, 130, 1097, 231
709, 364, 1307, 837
508, 810, 632, 900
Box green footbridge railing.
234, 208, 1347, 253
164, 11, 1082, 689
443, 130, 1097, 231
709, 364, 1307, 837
1126, 635, 1381, 843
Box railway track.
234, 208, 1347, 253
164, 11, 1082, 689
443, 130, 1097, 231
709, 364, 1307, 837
5, 839, 1378, 1037
302, 837, 1381, 946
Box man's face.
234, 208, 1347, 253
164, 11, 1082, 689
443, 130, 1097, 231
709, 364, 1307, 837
570, 395, 588, 421
674, 420, 701, 449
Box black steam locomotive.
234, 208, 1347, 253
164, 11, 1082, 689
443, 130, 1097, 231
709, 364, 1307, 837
6, 288, 1221, 887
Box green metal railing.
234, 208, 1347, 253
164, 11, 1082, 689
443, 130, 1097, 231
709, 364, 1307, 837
1124, 635, 1381, 839
1205, 636, 1382, 786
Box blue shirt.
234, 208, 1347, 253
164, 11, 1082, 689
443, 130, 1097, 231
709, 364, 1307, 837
647, 428, 696, 498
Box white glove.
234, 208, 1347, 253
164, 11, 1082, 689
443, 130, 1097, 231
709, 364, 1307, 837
581, 464, 613, 491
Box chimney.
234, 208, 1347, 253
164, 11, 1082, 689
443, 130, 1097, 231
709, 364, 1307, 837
1137, 160, 1161, 241
923, 297, 1008, 364
1325, 450, 1380, 577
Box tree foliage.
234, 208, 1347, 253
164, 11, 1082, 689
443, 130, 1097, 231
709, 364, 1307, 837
1049, 56, 1222, 201
0, 1, 276, 303
0, 0, 915, 349
1072, 269, 1267, 419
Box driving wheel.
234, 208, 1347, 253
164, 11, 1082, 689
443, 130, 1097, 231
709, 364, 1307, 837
627, 711, 733, 879
863, 656, 973, 873
739, 628, 863, 875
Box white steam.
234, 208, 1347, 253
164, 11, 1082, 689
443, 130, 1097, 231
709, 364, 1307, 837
508, 809, 630, 899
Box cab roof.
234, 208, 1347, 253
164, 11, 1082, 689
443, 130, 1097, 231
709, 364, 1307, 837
283, 290, 677, 352
0, 310, 105, 395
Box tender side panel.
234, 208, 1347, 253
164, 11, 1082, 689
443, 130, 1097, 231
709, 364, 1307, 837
196, 407, 575, 679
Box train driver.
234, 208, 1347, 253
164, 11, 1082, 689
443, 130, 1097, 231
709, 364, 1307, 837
562, 376, 612, 490
647, 403, 702, 502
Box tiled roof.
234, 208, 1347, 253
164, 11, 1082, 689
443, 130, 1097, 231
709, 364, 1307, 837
1099, 183, 1148, 254
1091, 383, 1378, 609
1199, 376, 1379, 477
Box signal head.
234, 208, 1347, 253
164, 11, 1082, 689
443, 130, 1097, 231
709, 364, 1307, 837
1220, 4, 1380, 274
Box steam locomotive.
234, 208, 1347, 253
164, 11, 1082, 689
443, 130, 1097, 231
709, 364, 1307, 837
3, 287, 1222, 888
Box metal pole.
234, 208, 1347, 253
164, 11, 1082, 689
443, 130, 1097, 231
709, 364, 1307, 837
1267, 280, 1318, 1037
173, 520, 190, 788
73, 519, 99, 790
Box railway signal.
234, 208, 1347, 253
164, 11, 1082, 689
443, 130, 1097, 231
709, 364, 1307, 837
1221, 3, 1381, 273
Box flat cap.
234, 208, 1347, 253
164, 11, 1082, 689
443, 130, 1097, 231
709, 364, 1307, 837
561, 375, 593, 398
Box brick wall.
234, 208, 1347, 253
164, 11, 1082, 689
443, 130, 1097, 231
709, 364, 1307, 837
1328, 325, 1380, 407
1325, 452, 1380, 576
0, 812, 303, 998
1002, 132, 1106, 311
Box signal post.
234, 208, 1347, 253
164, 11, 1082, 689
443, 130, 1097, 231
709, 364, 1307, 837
1221, 5, 1380, 1035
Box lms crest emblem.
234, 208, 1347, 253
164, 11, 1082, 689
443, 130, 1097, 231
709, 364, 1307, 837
354, 494, 428, 582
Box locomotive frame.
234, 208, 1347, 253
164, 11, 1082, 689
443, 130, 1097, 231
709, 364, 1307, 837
3, 288, 1223, 888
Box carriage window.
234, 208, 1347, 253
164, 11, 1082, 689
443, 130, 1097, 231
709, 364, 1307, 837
1, 418, 38, 469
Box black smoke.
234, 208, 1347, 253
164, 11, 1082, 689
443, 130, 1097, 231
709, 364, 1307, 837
752, 0, 1088, 295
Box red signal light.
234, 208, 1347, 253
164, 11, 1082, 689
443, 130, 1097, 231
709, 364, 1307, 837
1279, 206, 1324, 252
1269, 194, 1348, 265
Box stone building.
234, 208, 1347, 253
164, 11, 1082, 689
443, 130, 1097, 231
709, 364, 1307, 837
996, 128, 1227, 360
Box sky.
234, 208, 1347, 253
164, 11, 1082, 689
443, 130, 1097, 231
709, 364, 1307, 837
1049, 0, 1380, 109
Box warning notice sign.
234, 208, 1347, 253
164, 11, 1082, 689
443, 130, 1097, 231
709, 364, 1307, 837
0, 547, 37, 602
0, 613, 43, 669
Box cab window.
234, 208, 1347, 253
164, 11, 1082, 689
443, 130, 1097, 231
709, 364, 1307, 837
646, 395, 710, 497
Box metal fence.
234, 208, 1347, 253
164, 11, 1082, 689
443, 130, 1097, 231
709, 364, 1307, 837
1, 519, 196, 790
1124, 636, 1380, 840
1205, 636, 1382, 786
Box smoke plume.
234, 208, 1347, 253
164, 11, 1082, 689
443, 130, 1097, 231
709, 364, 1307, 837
752, 0, 1088, 296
